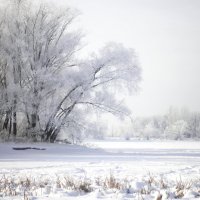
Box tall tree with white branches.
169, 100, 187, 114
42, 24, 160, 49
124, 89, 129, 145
0, 0, 141, 142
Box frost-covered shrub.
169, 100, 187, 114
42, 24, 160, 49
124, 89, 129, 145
142, 121, 161, 139
164, 120, 189, 140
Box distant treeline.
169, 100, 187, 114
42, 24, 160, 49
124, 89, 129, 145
92, 107, 200, 140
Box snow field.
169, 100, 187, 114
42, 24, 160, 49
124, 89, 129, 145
0, 140, 200, 199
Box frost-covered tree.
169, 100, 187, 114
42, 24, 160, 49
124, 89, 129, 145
142, 120, 162, 139
44, 42, 141, 142
0, 0, 81, 140
187, 113, 200, 138
0, 0, 141, 142
164, 120, 189, 140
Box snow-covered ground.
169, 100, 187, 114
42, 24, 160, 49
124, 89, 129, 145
0, 139, 200, 199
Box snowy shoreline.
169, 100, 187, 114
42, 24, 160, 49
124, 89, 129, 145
0, 140, 200, 199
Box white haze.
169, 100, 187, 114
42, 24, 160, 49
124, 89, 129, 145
47, 0, 200, 116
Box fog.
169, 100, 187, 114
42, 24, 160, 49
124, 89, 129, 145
50, 0, 200, 116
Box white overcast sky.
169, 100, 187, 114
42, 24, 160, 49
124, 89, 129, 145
52, 0, 200, 116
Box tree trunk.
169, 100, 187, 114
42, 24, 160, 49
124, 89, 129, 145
44, 126, 59, 143
44, 104, 76, 142
12, 97, 17, 136
31, 113, 37, 128
3, 111, 10, 130
43, 97, 80, 143
13, 112, 17, 136
8, 111, 12, 139
44, 125, 56, 142
50, 128, 59, 143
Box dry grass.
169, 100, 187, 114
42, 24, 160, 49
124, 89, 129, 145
0, 175, 33, 199
103, 173, 122, 190
0, 173, 200, 199
0, 175, 93, 199
174, 177, 193, 198
51, 176, 93, 193
94, 173, 124, 191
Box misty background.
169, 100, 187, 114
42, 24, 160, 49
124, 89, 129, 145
56, 0, 200, 116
